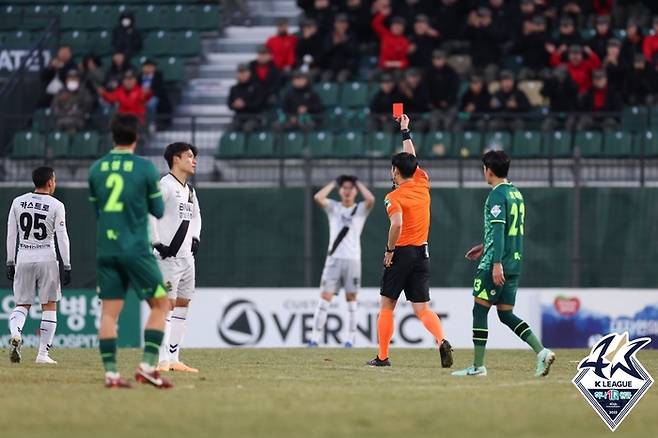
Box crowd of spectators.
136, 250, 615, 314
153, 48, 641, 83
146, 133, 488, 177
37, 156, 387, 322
228, 0, 658, 133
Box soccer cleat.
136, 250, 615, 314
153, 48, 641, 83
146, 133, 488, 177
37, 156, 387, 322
9, 336, 21, 363
344, 341, 353, 348
366, 356, 391, 367
307, 340, 319, 348
105, 373, 133, 389
169, 362, 199, 373
135, 366, 174, 389
451, 365, 488, 377
156, 361, 170, 372
535, 348, 556, 377
439, 339, 454, 368
35, 354, 57, 364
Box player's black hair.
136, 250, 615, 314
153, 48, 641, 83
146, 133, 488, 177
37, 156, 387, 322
482, 150, 511, 178
391, 152, 418, 178
164, 142, 198, 169
32, 166, 55, 188
336, 175, 357, 187
110, 114, 139, 146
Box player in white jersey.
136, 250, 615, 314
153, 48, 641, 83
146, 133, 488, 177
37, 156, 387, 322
309, 175, 374, 347
5, 167, 71, 364
150, 142, 202, 373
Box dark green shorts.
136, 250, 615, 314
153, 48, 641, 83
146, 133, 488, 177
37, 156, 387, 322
472, 269, 519, 306
96, 254, 166, 300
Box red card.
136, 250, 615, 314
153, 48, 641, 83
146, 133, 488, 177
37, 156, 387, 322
393, 103, 404, 118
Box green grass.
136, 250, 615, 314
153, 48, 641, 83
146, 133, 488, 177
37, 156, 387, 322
0, 348, 656, 438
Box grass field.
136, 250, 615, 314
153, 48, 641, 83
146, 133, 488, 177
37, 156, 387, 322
0, 347, 656, 438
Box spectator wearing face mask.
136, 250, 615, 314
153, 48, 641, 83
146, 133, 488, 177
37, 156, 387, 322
40, 45, 76, 106
98, 70, 152, 124
112, 12, 142, 60
266, 18, 298, 72
138, 59, 172, 131
51, 69, 93, 133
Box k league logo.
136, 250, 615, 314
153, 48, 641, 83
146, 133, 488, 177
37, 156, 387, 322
572, 332, 653, 431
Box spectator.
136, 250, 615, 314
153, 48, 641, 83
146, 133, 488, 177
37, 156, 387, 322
465, 7, 502, 73
371, 4, 411, 71
514, 15, 549, 73
228, 64, 265, 133
459, 75, 491, 130
602, 39, 626, 92
266, 18, 298, 72
489, 70, 531, 130
81, 55, 105, 94
578, 69, 622, 131
249, 45, 283, 106
426, 50, 459, 130
105, 51, 135, 90
548, 44, 601, 94
369, 73, 404, 132
592, 0, 613, 16
319, 14, 358, 82
642, 16, 658, 64
620, 18, 644, 70
280, 71, 324, 132
435, 0, 467, 41
540, 65, 580, 130
342, 0, 375, 48
553, 16, 582, 48
488, 0, 511, 43
51, 70, 93, 132
398, 68, 431, 131
99, 70, 152, 124
589, 15, 612, 60
41, 45, 76, 106
513, 0, 537, 35
138, 59, 172, 131
111, 12, 142, 60
624, 53, 655, 106
296, 18, 323, 74
408, 14, 441, 70
302, 0, 335, 35
393, 0, 431, 28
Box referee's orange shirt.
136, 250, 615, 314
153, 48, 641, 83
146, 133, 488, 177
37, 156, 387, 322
384, 167, 430, 246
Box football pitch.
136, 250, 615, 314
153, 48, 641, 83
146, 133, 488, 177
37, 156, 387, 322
0, 348, 656, 438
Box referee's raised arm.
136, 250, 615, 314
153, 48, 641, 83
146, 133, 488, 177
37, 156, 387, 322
399, 114, 416, 156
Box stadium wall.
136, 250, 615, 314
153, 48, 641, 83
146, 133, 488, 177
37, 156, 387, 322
0, 187, 657, 289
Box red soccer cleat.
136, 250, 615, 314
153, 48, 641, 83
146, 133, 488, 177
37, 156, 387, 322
135, 366, 174, 389
105, 374, 133, 389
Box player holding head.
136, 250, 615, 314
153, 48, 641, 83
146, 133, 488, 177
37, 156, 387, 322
150, 142, 201, 373
453, 151, 555, 377
5, 167, 71, 364
309, 175, 375, 347
368, 114, 453, 367
88, 114, 172, 389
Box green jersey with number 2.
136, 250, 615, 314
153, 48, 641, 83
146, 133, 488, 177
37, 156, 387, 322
88, 149, 164, 257
478, 182, 525, 275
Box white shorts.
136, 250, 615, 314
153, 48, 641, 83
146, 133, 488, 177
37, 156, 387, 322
13, 261, 61, 305
157, 256, 195, 300
320, 257, 361, 294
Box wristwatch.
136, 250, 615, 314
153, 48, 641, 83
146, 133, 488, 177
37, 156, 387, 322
386, 246, 395, 253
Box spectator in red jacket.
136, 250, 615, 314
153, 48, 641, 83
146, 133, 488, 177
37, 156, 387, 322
643, 16, 658, 65
548, 44, 601, 94
266, 18, 298, 72
371, 2, 411, 70
99, 71, 152, 124
578, 69, 622, 131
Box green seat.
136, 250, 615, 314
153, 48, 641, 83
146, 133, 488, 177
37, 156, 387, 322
513, 130, 542, 157
61, 31, 89, 54
457, 131, 483, 158
48, 132, 71, 158
88, 30, 113, 56
339, 82, 369, 108
326, 107, 347, 130
196, 3, 219, 31
246, 131, 275, 157
12, 132, 45, 159
543, 131, 572, 157
621, 106, 648, 133
143, 31, 172, 56
22, 5, 57, 31
484, 131, 512, 151
168, 4, 197, 30
422, 131, 453, 158
2, 30, 33, 48
307, 131, 334, 157
365, 131, 393, 157
280, 131, 305, 157
59, 5, 85, 30
342, 108, 368, 129
0, 5, 21, 30
70, 131, 100, 158
637, 131, 658, 157
80, 5, 108, 30
313, 82, 339, 107
32, 108, 54, 133
575, 130, 603, 157
333, 131, 364, 157
136, 5, 170, 30
158, 57, 184, 82
217, 132, 246, 158
602, 131, 633, 157
172, 31, 201, 57
650, 106, 658, 129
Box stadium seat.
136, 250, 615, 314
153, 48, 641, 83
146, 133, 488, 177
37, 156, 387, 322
543, 131, 572, 157
280, 132, 305, 157
326, 107, 347, 130
575, 131, 603, 157
88, 30, 113, 56
457, 131, 483, 158
59, 5, 86, 30
637, 131, 658, 157
621, 106, 648, 133
307, 131, 334, 157
167, 4, 197, 30
313, 82, 339, 107
333, 131, 364, 157
48, 132, 71, 158
484, 131, 512, 151
22, 5, 57, 31
158, 57, 184, 83
217, 132, 246, 158
342, 108, 368, 128
0, 5, 21, 31
512, 130, 542, 157
603, 131, 633, 157
32, 108, 54, 133
246, 132, 275, 157
136, 5, 170, 30
365, 131, 393, 157
172, 30, 201, 57
11, 131, 45, 159
339, 82, 369, 108
60, 30, 89, 54
70, 131, 100, 158
649, 106, 658, 130
196, 3, 219, 31
1, 30, 33, 48
143, 31, 172, 56
422, 131, 453, 158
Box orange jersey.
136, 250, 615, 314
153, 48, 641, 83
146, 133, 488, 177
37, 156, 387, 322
384, 167, 430, 246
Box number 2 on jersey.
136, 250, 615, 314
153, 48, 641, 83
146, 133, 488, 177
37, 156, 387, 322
104, 173, 124, 212
509, 202, 525, 236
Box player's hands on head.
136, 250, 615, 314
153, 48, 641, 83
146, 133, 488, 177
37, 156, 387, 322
62, 269, 72, 286
6, 265, 15, 281
492, 262, 505, 287
154, 243, 172, 259
399, 114, 410, 131
465, 244, 484, 261
191, 238, 200, 256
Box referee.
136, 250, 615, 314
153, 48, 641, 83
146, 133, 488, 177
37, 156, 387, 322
367, 114, 453, 368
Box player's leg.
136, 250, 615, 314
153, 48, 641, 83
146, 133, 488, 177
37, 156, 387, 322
157, 257, 180, 370
343, 259, 361, 348
310, 257, 339, 346
168, 257, 198, 372
35, 261, 62, 364
8, 263, 36, 363
8, 305, 29, 364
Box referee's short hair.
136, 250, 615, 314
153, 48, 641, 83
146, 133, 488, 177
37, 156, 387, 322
32, 166, 55, 188
482, 150, 511, 178
164, 142, 198, 169
391, 152, 418, 178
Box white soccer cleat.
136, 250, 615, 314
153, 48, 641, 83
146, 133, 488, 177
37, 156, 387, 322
35, 354, 58, 364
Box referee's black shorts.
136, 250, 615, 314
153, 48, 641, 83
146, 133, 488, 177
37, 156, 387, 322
380, 245, 430, 303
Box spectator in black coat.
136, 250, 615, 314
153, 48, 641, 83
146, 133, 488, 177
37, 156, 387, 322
249, 45, 283, 106
111, 12, 142, 60
319, 14, 359, 82
302, 0, 336, 35
40, 45, 76, 106
426, 50, 459, 130
459, 74, 491, 130
280, 71, 324, 131
408, 14, 440, 70
602, 39, 626, 93
465, 7, 502, 71
342, 0, 376, 48
620, 19, 644, 71
514, 15, 549, 73
228, 64, 265, 133
296, 18, 324, 74
489, 70, 532, 130
105, 51, 135, 91
369, 73, 404, 132
578, 69, 622, 131
435, 0, 467, 41
512, 0, 538, 35
540, 65, 580, 130
398, 68, 431, 131
624, 53, 655, 105
553, 16, 582, 48
589, 15, 612, 61
488, 0, 511, 43
139, 59, 172, 131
